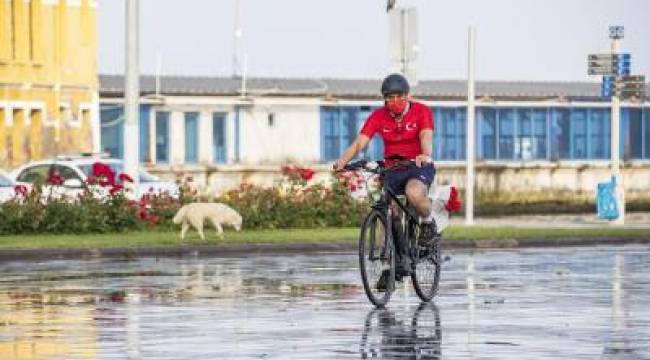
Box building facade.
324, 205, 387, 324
0, 0, 99, 170
100, 75, 650, 195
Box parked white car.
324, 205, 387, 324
0, 172, 18, 203
10, 156, 179, 199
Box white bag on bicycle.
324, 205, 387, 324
427, 184, 461, 232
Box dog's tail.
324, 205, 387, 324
173, 205, 187, 224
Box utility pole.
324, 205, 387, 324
232, 0, 242, 77
609, 26, 625, 225
124, 0, 140, 195
465, 26, 476, 225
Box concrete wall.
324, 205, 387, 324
146, 161, 650, 198
238, 101, 320, 165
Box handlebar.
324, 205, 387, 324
335, 158, 417, 173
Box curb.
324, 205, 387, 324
0, 237, 649, 261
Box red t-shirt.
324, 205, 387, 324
360, 101, 434, 161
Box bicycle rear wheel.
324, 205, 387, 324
359, 209, 395, 308
411, 235, 441, 302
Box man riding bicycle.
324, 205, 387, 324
335, 73, 436, 283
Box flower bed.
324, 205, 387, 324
0, 163, 366, 234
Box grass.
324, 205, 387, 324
0, 226, 648, 250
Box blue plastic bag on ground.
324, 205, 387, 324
597, 176, 619, 220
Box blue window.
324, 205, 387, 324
184, 112, 199, 163
100, 105, 124, 159
321, 108, 341, 161
516, 109, 532, 160
623, 108, 643, 159
357, 106, 383, 160
645, 108, 650, 159
155, 111, 170, 163
572, 109, 588, 159
478, 108, 496, 160
100, 104, 150, 161
532, 109, 548, 160
434, 107, 466, 160
320, 106, 382, 162
341, 108, 357, 155
551, 108, 570, 160
212, 113, 227, 163
588, 109, 610, 159
139, 106, 150, 162
550, 107, 611, 160
498, 108, 515, 159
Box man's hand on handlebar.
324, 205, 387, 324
333, 159, 347, 172
415, 154, 432, 168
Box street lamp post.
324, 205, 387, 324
466, 26, 476, 225
124, 0, 140, 196
609, 26, 624, 225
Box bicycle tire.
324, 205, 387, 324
411, 237, 441, 302
359, 209, 395, 308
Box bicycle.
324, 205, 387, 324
340, 159, 442, 308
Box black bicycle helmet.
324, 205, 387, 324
381, 73, 410, 96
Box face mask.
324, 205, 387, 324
386, 98, 407, 115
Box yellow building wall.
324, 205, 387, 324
0, 0, 98, 170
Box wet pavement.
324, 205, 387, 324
0, 245, 649, 359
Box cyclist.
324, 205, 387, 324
335, 73, 436, 284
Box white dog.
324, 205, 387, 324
173, 202, 243, 241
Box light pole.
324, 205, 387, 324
124, 0, 140, 196
609, 26, 624, 225
233, 0, 242, 77
466, 26, 476, 225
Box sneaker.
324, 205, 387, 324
418, 221, 437, 247
376, 270, 390, 292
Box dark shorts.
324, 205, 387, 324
384, 163, 435, 195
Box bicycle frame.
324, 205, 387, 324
367, 173, 423, 266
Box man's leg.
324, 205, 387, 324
405, 176, 437, 246
404, 179, 431, 218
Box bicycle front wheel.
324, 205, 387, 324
411, 237, 441, 302
359, 209, 395, 308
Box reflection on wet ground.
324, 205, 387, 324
0, 245, 649, 359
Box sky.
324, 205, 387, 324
97, 0, 650, 82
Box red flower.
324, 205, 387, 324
109, 184, 124, 196
282, 164, 315, 182
14, 184, 28, 196
299, 168, 315, 181
92, 162, 116, 187
445, 186, 462, 213
47, 172, 63, 186
119, 173, 134, 183
147, 214, 160, 225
